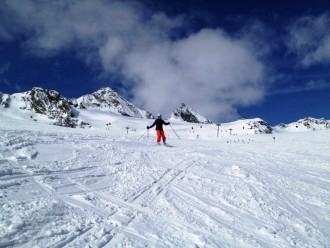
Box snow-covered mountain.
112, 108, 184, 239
170, 103, 212, 124
73, 87, 153, 119
0, 91, 10, 108
0, 87, 155, 128
0, 87, 89, 128
275, 117, 330, 132
246, 118, 273, 134
1, 87, 329, 134
211, 118, 273, 135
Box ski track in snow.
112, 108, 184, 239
0, 122, 330, 248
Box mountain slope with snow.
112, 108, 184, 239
275, 117, 330, 132
170, 103, 212, 123
0, 87, 85, 127
74, 87, 153, 119
0, 87, 155, 128
0, 112, 329, 248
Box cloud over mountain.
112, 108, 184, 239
0, 0, 267, 121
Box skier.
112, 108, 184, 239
147, 114, 170, 145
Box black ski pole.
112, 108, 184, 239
138, 129, 148, 140
170, 124, 180, 139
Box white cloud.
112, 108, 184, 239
123, 29, 265, 120
0, 0, 266, 121
287, 12, 330, 67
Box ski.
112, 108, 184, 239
163, 143, 175, 147
155, 143, 175, 147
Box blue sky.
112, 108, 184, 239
0, 0, 330, 125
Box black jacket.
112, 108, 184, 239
149, 119, 170, 130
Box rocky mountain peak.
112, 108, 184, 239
20, 87, 80, 127
275, 117, 330, 131
170, 103, 212, 123
246, 119, 273, 134
75, 87, 152, 119
298, 117, 329, 127
0, 87, 90, 128
0, 91, 10, 108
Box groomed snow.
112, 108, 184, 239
0, 111, 329, 248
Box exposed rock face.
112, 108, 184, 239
276, 123, 288, 129
1, 86, 156, 128
0, 92, 11, 108
246, 119, 273, 134
275, 117, 330, 131
76, 87, 153, 119
170, 103, 212, 123
18, 88, 83, 127
144, 111, 154, 119
298, 117, 329, 128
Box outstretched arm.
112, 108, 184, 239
148, 120, 156, 129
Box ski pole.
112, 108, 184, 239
138, 129, 148, 140
170, 124, 180, 139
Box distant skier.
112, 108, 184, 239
147, 114, 170, 145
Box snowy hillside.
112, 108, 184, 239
1, 87, 278, 132
0, 87, 155, 129
0, 87, 86, 128
170, 103, 212, 123
74, 87, 153, 119
1, 111, 329, 248
275, 117, 330, 132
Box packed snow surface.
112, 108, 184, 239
0, 111, 329, 248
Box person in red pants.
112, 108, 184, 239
147, 114, 170, 145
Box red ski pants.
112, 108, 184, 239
156, 130, 166, 143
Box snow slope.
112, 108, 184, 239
275, 117, 330, 132
75, 87, 153, 119
0, 111, 329, 248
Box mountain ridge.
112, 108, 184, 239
275, 117, 330, 132
1, 87, 329, 132
1, 87, 82, 127
170, 103, 212, 124
71, 87, 154, 119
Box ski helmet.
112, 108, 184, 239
157, 114, 162, 119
